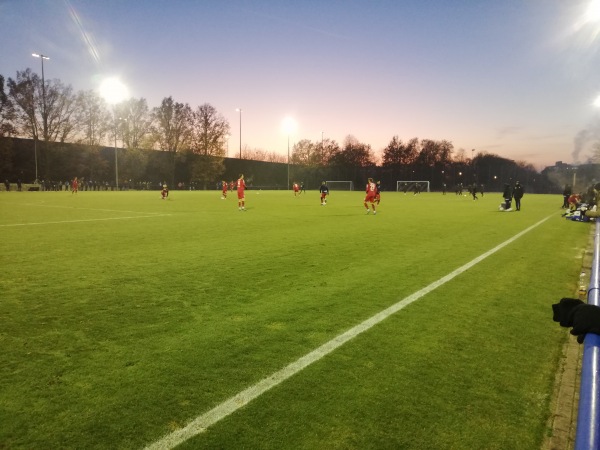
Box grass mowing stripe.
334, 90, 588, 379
146, 213, 555, 450
0, 214, 171, 227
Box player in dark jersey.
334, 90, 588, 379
319, 181, 329, 205
375, 180, 381, 205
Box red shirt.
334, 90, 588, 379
237, 178, 246, 192
222, 182, 228, 192
366, 182, 376, 193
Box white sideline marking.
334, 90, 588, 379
19, 202, 164, 215
0, 214, 171, 227
145, 214, 553, 450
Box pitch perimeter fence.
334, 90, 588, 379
576, 221, 600, 449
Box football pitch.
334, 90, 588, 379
0, 189, 590, 449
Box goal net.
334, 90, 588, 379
396, 181, 430, 193
326, 181, 354, 191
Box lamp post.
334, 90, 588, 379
31, 53, 49, 182
32, 53, 49, 139
236, 108, 242, 159
114, 119, 119, 189
282, 117, 297, 190
471, 148, 476, 182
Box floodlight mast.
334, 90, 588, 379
236, 108, 242, 159
99, 78, 129, 190
31, 53, 50, 182
31, 54, 49, 140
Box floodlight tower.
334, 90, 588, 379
236, 108, 242, 159
31, 53, 49, 181
99, 77, 129, 190
282, 117, 297, 190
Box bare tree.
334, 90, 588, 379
150, 96, 193, 184
242, 148, 287, 163
0, 75, 16, 137
6, 69, 37, 139
116, 98, 152, 149
191, 103, 229, 156
290, 139, 316, 165
73, 90, 111, 146
8, 68, 78, 142
188, 104, 230, 187
329, 135, 375, 167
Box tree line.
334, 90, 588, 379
0, 68, 549, 191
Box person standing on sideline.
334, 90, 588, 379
364, 177, 377, 214
562, 184, 572, 209
319, 181, 329, 205
513, 181, 524, 211
71, 177, 78, 194
237, 174, 246, 211
221, 180, 228, 199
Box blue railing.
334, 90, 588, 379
575, 221, 600, 449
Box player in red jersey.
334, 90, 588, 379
364, 177, 377, 214
237, 174, 246, 211
161, 183, 169, 199
221, 180, 228, 199
293, 182, 299, 196
229, 180, 235, 191
71, 177, 78, 194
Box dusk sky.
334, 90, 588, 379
3, 0, 600, 169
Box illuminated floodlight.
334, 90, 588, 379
586, 0, 600, 23
99, 77, 129, 104
282, 116, 297, 134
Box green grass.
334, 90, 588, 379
0, 189, 590, 449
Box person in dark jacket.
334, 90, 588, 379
500, 183, 512, 211
562, 184, 572, 209
512, 181, 524, 211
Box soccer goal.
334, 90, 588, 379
326, 181, 354, 191
396, 181, 430, 192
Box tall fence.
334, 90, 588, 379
575, 221, 600, 449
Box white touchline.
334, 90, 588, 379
0, 214, 171, 227
145, 214, 554, 450
19, 202, 165, 215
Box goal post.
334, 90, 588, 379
326, 181, 354, 191
396, 181, 430, 193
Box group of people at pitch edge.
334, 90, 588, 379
562, 182, 600, 221
499, 181, 524, 212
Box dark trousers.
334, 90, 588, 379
514, 198, 521, 211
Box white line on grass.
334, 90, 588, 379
145, 214, 553, 450
0, 214, 171, 227
18, 202, 165, 215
